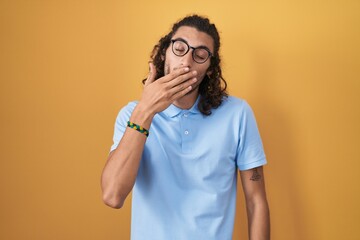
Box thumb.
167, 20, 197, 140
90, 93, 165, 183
145, 62, 156, 86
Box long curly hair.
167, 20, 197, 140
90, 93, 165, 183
142, 15, 228, 116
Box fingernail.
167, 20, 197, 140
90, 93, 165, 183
192, 71, 197, 75
193, 77, 197, 82
184, 67, 189, 72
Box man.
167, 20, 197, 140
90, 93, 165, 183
101, 15, 270, 240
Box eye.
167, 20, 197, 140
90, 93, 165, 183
195, 54, 206, 60
172, 41, 188, 55
175, 46, 186, 52
194, 49, 208, 60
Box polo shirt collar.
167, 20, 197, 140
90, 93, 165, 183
163, 95, 201, 118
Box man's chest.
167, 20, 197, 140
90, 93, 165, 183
140, 114, 240, 189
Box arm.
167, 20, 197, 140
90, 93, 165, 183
101, 63, 198, 209
240, 166, 270, 240
101, 105, 154, 209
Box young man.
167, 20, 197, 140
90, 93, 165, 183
101, 15, 270, 240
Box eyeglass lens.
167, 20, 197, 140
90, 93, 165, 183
172, 40, 210, 63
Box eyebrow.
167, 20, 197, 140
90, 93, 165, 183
172, 37, 212, 52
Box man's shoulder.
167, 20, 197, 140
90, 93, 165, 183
123, 100, 138, 110
219, 95, 248, 111
223, 95, 245, 104
116, 100, 139, 118
210, 96, 255, 120
120, 100, 139, 110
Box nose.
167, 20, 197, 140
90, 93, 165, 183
179, 50, 194, 68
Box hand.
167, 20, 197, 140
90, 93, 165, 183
139, 62, 198, 115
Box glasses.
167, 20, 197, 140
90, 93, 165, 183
171, 39, 213, 64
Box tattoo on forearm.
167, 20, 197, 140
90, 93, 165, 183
250, 168, 262, 181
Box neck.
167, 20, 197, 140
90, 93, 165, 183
173, 89, 199, 110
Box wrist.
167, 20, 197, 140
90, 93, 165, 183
130, 103, 155, 129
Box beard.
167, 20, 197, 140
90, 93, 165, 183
165, 63, 184, 75
164, 63, 170, 75
164, 63, 190, 75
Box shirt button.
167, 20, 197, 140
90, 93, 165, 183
184, 130, 189, 135
183, 113, 188, 117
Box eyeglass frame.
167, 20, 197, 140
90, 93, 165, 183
170, 38, 213, 64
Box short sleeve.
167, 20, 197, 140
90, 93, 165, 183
236, 101, 267, 170
109, 101, 137, 153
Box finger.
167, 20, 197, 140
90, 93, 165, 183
166, 70, 197, 89
168, 77, 197, 96
159, 66, 190, 83
145, 62, 156, 86
170, 84, 194, 101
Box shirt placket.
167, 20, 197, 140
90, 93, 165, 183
180, 111, 192, 153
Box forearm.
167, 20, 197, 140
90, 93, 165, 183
101, 104, 154, 208
247, 200, 270, 240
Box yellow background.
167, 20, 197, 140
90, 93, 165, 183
1, 0, 359, 239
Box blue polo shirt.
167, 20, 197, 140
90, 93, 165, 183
110, 96, 267, 240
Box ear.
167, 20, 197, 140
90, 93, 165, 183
206, 69, 213, 77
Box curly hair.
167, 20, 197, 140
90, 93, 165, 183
142, 15, 228, 116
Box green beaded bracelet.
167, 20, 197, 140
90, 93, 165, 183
127, 121, 149, 137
